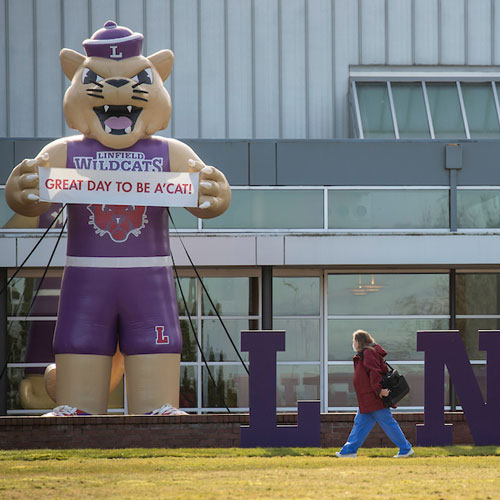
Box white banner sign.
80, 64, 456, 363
38, 167, 199, 207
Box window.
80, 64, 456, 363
350, 67, 500, 139
426, 82, 466, 139
327, 273, 450, 409
455, 273, 500, 402
6, 271, 260, 414
328, 188, 449, 230
0, 189, 15, 228
457, 188, 500, 229
391, 82, 430, 139
356, 83, 395, 139
273, 275, 322, 409
455, 273, 500, 361
7, 268, 497, 414
461, 83, 500, 138
203, 189, 324, 230
7, 275, 63, 413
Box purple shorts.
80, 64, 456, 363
53, 265, 182, 356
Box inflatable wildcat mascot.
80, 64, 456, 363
6, 21, 231, 416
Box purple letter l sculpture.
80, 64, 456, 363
416, 330, 500, 446
240, 330, 321, 447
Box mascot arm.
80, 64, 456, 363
168, 138, 231, 219
5, 138, 68, 217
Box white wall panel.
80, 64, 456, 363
117, 0, 143, 37
8, 0, 35, 136
387, 0, 412, 64
414, 0, 439, 64
171, 0, 199, 138
36, 0, 63, 138
359, 0, 385, 64
253, 0, 280, 138
467, 0, 492, 65
90, 0, 116, 33
440, 0, 466, 64
199, 0, 226, 138
307, 0, 334, 139
16, 236, 67, 267
281, 0, 307, 138
334, 0, 359, 138
62, 0, 89, 53
0, 0, 7, 135
62, 0, 89, 137
4, 0, 500, 141
145, 0, 171, 56
0, 238, 17, 267
226, 0, 253, 139
285, 234, 500, 266
170, 236, 257, 266
145, 0, 172, 138
494, 0, 500, 64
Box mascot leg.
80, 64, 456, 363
44, 348, 124, 403
54, 353, 112, 415
125, 353, 186, 415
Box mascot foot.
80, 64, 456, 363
43, 405, 90, 416
146, 403, 188, 416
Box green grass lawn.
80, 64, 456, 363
1, 447, 499, 499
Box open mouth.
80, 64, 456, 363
93, 105, 142, 135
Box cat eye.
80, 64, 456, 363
131, 68, 153, 85
82, 68, 104, 84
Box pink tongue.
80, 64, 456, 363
105, 116, 132, 130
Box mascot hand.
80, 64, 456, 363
6, 153, 52, 217
19, 374, 56, 409
187, 158, 231, 219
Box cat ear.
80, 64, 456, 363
147, 50, 174, 82
60, 49, 86, 80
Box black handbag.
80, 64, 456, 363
381, 361, 410, 408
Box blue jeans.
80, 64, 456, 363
340, 408, 412, 455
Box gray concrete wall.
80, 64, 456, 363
2, 138, 500, 187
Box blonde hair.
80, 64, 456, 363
353, 329, 376, 351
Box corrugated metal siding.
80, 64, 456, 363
2, 0, 500, 140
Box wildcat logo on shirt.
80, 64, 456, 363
87, 204, 148, 243
74, 151, 163, 172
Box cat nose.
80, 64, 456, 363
107, 79, 129, 88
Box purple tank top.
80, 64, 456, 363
66, 136, 171, 258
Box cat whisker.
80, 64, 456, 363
131, 96, 148, 102
87, 93, 104, 99
133, 89, 149, 94
86, 88, 103, 93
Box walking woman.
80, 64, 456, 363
335, 329, 414, 458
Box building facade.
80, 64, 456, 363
2, 0, 500, 415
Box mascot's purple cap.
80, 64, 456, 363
82, 20, 143, 60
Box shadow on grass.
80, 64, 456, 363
1, 446, 499, 461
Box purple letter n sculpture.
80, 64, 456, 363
240, 330, 321, 447
416, 330, 500, 446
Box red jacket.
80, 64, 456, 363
353, 344, 389, 413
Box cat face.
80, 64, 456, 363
60, 49, 174, 149
87, 204, 147, 242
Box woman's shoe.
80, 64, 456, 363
335, 451, 357, 458
393, 448, 414, 458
